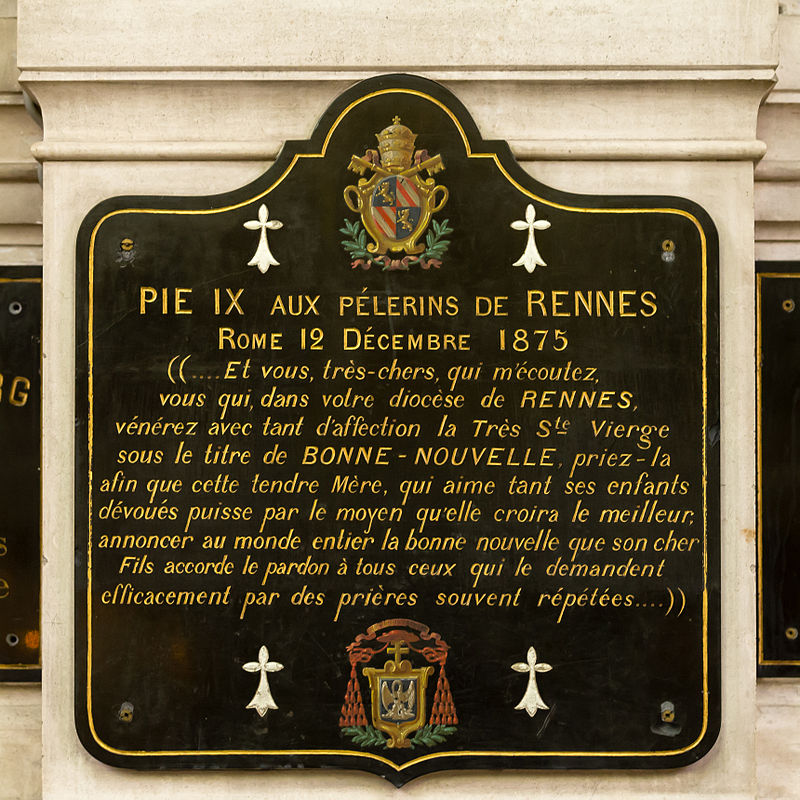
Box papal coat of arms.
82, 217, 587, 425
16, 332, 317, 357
340, 619, 458, 749
341, 118, 452, 271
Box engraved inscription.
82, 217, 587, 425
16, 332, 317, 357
75, 74, 719, 782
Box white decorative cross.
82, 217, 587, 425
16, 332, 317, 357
511, 203, 551, 273
243, 204, 283, 274
511, 646, 552, 717
243, 644, 284, 717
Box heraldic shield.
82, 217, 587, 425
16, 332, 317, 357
371, 176, 423, 244
365, 648, 432, 748
340, 619, 458, 750
344, 117, 448, 255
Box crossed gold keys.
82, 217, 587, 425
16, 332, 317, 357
347, 151, 445, 181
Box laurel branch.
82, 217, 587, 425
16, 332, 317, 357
339, 217, 453, 269
408, 724, 457, 749
408, 218, 453, 266
339, 219, 372, 261
341, 723, 458, 750
341, 725, 388, 748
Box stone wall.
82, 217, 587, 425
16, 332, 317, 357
3, 1, 797, 797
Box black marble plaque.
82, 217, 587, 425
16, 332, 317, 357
757, 265, 800, 675
75, 74, 719, 783
0, 266, 41, 681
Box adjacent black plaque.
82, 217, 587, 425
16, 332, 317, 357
757, 264, 800, 675
0, 265, 41, 681
75, 74, 719, 783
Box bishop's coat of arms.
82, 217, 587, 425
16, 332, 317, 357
340, 619, 458, 749
341, 118, 452, 271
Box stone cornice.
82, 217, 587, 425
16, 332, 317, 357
19, 66, 779, 84
30, 138, 768, 163
20, 70, 775, 165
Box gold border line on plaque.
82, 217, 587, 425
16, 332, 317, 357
84, 87, 711, 768
756, 273, 800, 666
0, 273, 43, 672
